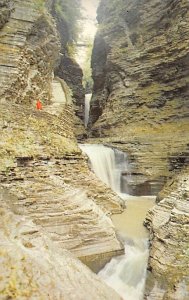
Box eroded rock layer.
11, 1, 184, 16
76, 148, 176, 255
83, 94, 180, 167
88, 1, 189, 296
0, 0, 60, 105
89, 0, 189, 192
0, 188, 122, 300
0, 0, 124, 285
145, 168, 189, 299
0, 0, 12, 29
51, 1, 85, 131
0, 100, 124, 271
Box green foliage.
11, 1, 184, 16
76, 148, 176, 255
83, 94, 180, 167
54, 0, 81, 43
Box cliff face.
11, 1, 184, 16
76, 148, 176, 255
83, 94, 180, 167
144, 168, 189, 299
89, 1, 189, 297
0, 0, 60, 105
89, 0, 189, 193
51, 2, 85, 127
0, 0, 124, 295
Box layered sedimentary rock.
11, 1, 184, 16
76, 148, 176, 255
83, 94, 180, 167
0, 0, 124, 291
144, 168, 189, 299
0, 188, 122, 300
88, 2, 189, 297
55, 55, 86, 138
51, 1, 85, 125
0, 99, 124, 271
89, 0, 189, 193
0, 0, 60, 105
0, 0, 12, 29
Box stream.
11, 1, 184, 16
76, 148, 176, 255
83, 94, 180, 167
79, 144, 155, 300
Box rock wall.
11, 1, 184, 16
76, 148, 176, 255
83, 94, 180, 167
0, 0, 12, 29
0, 0, 124, 282
55, 55, 85, 119
144, 168, 189, 299
0, 188, 122, 300
0, 103, 124, 271
55, 55, 86, 138
0, 101, 124, 272
88, 1, 189, 297
51, 1, 85, 125
0, 0, 60, 105
89, 0, 189, 193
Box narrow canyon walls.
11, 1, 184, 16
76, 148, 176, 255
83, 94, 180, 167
0, 1, 124, 296
89, 1, 189, 298
89, 0, 189, 191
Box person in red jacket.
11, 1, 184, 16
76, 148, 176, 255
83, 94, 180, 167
36, 99, 42, 110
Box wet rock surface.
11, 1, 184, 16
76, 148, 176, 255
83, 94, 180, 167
144, 168, 189, 299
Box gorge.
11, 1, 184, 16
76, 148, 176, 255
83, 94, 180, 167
79, 143, 156, 300
0, 0, 189, 300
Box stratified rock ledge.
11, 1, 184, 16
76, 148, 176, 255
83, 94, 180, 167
144, 168, 189, 300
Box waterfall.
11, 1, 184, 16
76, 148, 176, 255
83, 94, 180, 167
98, 239, 149, 300
84, 94, 92, 127
98, 196, 156, 300
79, 144, 128, 193
80, 143, 155, 300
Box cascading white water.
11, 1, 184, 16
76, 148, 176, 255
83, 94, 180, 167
98, 238, 149, 300
98, 196, 156, 300
79, 144, 155, 300
79, 144, 128, 193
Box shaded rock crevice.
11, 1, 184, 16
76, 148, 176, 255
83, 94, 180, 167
89, 33, 108, 125
51, 2, 85, 124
